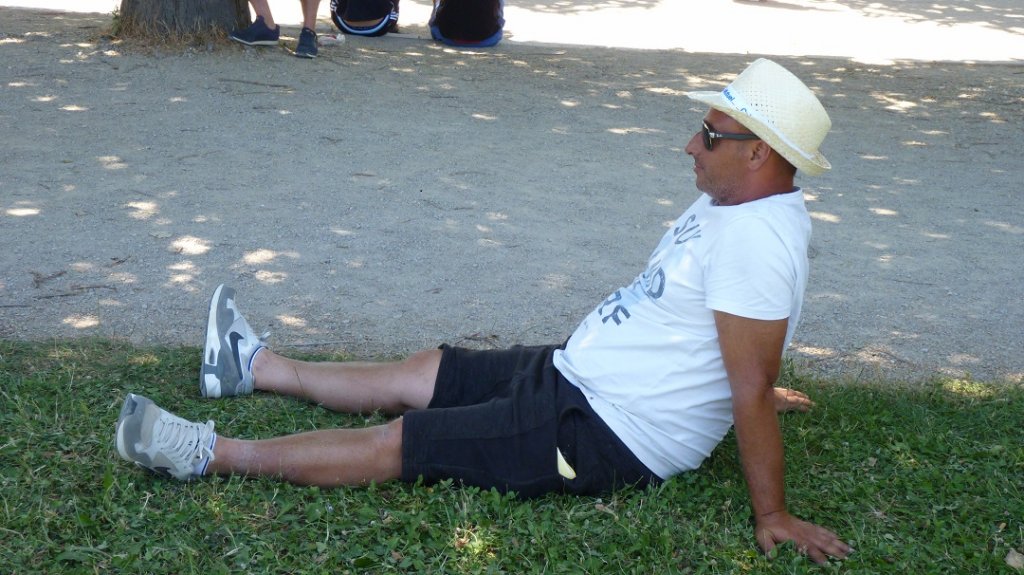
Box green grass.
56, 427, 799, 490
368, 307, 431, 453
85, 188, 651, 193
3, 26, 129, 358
1, 339, 1021, 574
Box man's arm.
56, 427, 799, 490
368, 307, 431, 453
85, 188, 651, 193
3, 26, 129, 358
713, 310, 852, 564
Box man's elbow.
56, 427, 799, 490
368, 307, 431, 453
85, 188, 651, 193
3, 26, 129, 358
730, 374, 779, 409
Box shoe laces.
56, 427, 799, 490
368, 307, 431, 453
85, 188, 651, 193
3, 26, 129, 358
155, 414, 215, 467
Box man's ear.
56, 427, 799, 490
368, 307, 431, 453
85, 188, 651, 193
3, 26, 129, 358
747, 140, 774, 169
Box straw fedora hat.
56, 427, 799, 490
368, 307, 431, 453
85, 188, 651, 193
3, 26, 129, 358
686, 58, 832, 176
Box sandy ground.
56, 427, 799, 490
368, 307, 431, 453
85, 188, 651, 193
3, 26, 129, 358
1, 1, 1022, 383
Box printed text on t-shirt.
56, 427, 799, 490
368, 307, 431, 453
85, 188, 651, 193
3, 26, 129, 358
597, 214, 702, 326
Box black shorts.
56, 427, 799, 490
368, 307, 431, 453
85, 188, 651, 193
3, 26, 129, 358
401, 344, 661, 497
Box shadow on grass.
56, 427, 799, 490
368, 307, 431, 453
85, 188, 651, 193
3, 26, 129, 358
1, 339, 1021, 572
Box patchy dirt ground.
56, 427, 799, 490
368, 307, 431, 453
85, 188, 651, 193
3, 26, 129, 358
1, 4, 1022, 382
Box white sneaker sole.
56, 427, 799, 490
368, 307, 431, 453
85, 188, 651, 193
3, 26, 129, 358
201, 284, 226, 398
229, 37, 279, 47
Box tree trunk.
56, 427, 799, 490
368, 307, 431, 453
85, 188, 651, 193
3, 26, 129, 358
119, 0, 251, 37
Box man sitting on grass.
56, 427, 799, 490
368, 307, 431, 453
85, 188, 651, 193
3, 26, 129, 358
115, 58, 852, 564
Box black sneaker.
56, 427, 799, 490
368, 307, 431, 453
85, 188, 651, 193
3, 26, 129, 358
295, 27, 318, 59
229, 15, 281, 46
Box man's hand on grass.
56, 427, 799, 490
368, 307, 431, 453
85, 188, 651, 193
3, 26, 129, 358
756, 510, 852, 565
773, 387, 814, 413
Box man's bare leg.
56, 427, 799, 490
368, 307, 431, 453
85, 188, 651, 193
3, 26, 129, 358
251, 348, 442, 415
203, 348, 435, 486
300, 0, 321, 30
207, 418, 404, 486
248, 0, 275, 27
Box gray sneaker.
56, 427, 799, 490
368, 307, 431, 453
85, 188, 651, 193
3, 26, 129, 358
200, 284, 268, 398
115, 393, 215, 481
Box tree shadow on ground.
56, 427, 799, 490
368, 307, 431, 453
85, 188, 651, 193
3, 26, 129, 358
2, 7, 1021, 382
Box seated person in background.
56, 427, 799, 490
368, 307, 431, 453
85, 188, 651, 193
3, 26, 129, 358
429, 0, 504, 48
331, 0, 399, 36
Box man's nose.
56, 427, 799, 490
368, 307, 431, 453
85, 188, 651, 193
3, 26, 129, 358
684, 131, 702, 156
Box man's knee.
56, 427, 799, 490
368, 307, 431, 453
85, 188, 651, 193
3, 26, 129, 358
403, 348, 442, 372
403, 349, 442, 398
380, 417, 406, 478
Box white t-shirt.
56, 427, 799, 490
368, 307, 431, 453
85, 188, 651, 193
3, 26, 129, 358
553, 191, 812, 479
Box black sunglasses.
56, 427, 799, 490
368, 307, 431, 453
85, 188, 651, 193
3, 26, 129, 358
701, 121, 760, 151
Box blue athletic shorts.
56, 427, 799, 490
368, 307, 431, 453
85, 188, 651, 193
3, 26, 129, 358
401, 344, 661, 497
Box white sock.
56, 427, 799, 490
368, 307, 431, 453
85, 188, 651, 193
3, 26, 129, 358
248, 346, 266, 385
193, 432, 217, 477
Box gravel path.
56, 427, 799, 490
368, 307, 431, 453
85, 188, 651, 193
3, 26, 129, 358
2, 3, 1021, 382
